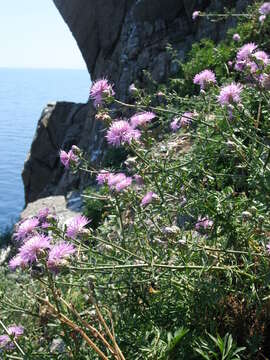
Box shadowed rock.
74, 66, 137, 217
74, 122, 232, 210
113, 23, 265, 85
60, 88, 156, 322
22, 0, 252, 206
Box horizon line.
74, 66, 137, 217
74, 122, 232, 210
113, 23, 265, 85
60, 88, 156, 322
0, 66, 88, 71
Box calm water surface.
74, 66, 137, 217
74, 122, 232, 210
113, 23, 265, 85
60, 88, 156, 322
0, 68, 90, 230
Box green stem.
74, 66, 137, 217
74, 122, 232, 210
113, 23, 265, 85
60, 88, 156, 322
115, 194, 125, 247
69, 263, 246, 272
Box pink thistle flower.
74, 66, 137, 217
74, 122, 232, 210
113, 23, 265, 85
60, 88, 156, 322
259, 2, 270, 15
106, 120, 141, 147
115, 176, 132, 192
192, 11, 200, 20
180, 112, 195, 127
37, 207, 50, 222
233, 33, 241, 42
236, 43, 257, 62
8, 255, 27, 271
19, 234, 51, 264
193, 70, 216, 90
130, 112, 156, 128
253, 50, 269, 66
41, 222, 50, 229
259, 14, 266, 23
195, 217, 213, 231
170, 117, 181, 132
96, 170, 111, 185
47, 242, 76, 270
14, 218, 39, 241
107, 173, 132, 191
66, 215, 90, 239
218, 83, 242, 106
0, 325, 24, 349
170, 112, 195, 131
89, 78, 115, 107
141, 191, 159, 207
107, 173, 126, 188
60, 149, 78, 169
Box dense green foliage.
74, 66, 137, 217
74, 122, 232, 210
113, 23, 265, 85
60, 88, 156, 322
1, 2, 270, 359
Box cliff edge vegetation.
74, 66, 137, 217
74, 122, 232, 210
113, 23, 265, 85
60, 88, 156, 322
1, 2, 270, 359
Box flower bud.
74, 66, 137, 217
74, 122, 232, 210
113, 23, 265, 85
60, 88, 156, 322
71, 145, 81, 155
124, 156, 137, 167
250, 206, 257, 214
129, 83, 138, 94
258, 215, 264, 223
242, 211, 252, 221
262, 74, 270, 90
162, 225, 180, 237
226, 140, 236, 150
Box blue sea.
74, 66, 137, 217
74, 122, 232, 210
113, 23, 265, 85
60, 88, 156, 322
0, 68, 90, 231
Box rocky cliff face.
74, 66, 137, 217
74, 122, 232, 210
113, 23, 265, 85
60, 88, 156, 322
22, 101, 105, 204
53, 0, 250, 98
23, 0, 251, 205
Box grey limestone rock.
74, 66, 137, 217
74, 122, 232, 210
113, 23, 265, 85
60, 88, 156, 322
21, 195, 81, 226
22, 101, 106, 204
22, 0, 252, 209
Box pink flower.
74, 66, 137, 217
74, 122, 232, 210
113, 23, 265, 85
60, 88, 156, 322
253, 51, 269, 66
47, 242, 76, 270
193, 70, 216, 90
19, 235, 51, 264
60, 149, 78, 169
107, 173, 132, 192
89, 78, 115, 107
107, 173, 126, 188
259, 14, 266, 23
130, 112, 156, 128
233, 33, 241, 42
259, 2, 270, 15
106, 120, 141, 147
195, 217, 213, 231
192, 11, 200, 20
218, 83, 242, 106
37, 207, 50, 222
170, 117, 181, 132
0, 325, 24, 349
170, 112, 195, 131
8, 255, 27, 270
115, 177, 132, 192
129, 83, 138, 93
66, 215, 90, 239
236, 43, 257, 62
141, 191, 159, 207
71, 145, 81, 155
14, 218, 39, 241
41, 222, 50, 229
96, 170, 111, 185
235, 43, 260, 73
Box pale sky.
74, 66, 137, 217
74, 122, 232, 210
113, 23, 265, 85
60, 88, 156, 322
0, 1, 86, 69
